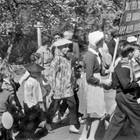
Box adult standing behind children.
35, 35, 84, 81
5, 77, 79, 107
107, 27, 118, 58
36, 41, 53, 79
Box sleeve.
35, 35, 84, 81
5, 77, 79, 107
86, 55, 100, 85
112, 71, 119, 90
116, 67, 139, 92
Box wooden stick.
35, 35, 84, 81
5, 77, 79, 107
109, 37, 120, 81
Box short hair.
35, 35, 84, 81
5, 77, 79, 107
121, 42, 134, 58
53, 32, 63, 38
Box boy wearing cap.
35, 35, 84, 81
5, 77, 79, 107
18, 63, 49, 138
18, 53, 53, 132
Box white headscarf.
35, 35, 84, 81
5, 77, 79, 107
88, 31, 104, 45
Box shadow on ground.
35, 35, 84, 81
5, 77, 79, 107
14, 118, 70, 140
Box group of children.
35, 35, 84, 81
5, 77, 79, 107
0, 30, 81, 140
1, 28, 140, 140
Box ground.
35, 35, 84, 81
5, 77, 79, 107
13, 73, 136, 140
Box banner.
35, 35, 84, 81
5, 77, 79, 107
118, 0, 140, 36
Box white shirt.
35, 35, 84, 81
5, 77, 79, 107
24, 77, 43, 108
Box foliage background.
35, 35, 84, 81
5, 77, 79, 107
0, 0, 124, 64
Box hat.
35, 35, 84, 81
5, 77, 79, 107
24, 63, 45, 73
88, 31, 104, 45
2, 112, 13, 129
127, 36, 137, 43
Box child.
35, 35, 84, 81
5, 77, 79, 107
103, 42, 140, 140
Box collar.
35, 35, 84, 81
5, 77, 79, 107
120, 57, 129, 64
88, 48, 101, 65
88, 48, 99, 56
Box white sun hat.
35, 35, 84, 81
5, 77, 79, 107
2, 111, 13, 129
127, 36, 137, 43
88, 30, 104, 45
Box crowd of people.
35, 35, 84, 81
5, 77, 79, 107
0, 27, 140, 140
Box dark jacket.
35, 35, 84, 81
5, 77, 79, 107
107, 38, 116, 57
83, 51, 106, 86
112, 62, 140, 98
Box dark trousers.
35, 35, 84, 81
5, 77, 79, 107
103, 92, 140, 140
59, 90, 80, 117
46, 95, 79, 126
20, 103, 45, 133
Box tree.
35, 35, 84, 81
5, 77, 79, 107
0, 0, 124, 63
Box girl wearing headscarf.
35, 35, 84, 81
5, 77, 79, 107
79, 31, 113, 140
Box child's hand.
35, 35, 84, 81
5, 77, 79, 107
101, 79, 112, 86
105, 65, 114, 74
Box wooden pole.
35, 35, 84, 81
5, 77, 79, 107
109, 37, 120, 81
34, 22, 43, 48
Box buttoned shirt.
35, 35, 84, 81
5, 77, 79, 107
24, 76, 43, 108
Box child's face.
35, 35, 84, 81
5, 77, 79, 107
54, 35, 61, 42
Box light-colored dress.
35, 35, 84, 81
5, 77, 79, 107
24, 77, 43, 108
86, 73, 106, 118
84, 48, 106, 118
